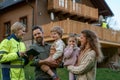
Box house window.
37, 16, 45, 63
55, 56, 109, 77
19, 16, 28, 32
4, 21, 11, 37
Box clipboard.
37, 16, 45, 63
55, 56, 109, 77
26, 49, 39, 57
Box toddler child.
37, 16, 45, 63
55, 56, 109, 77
40, 26, 65, 80
64, 33, 80, 80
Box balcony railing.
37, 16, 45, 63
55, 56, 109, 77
48, 0, 98, 21
42, 19, 120, 44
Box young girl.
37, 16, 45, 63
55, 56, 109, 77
40, 26, 65, 80
64, 33, 80, 80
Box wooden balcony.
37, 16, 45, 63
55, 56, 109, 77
42, 19, 120, 47
48, 0, 98, 21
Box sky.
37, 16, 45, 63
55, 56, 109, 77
105, 0, 120, 30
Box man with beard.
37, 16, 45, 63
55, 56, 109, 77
29, 26, 58, 80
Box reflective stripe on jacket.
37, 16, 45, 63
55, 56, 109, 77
0, 34, 26, 80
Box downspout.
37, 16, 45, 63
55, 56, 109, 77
35, 0, 38, 24
26, 0, 34, 44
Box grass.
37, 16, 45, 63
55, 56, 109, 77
58, 68, 120, 80
24, 66, 120, 80
57, 68, 69, 80
96, 68, 120, 80
1, 65, 120, 80
24, 65, 35, 80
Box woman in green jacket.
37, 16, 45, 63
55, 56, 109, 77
0, 22, 28, 80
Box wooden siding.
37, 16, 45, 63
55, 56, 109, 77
42, 19, 120, 47
48, 0, 98, 21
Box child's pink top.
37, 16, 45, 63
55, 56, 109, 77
63, 46, 80, 66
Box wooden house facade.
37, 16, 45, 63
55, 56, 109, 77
0, 0, 120, 67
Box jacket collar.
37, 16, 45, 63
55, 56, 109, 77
7, 34, 20, 42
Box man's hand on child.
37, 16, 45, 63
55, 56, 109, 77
45, 56, 58, 67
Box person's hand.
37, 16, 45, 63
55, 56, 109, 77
45, 56, 58, 67
70, 44, 74, 47
67, 65, 73, 71
19, 52, 27, 57
67, 45, 74, 49
28, 55, 34, 61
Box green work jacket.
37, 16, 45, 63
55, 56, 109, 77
0, 34, 27, 80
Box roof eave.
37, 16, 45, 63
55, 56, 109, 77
91, 0, 114, 17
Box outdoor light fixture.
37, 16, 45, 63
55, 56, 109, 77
50, 12, 54, 21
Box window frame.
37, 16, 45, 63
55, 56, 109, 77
19, 16, 28, 32
4, 21, 11, 37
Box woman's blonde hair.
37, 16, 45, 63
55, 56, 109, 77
11, 22, 26, 34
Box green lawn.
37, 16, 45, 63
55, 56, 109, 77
24, 66, 120, 80
96, 68, 120, 80
1, 66, 120, 80
58, 68, 120, 80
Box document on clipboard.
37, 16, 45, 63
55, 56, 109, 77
26, 49, 39, 57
